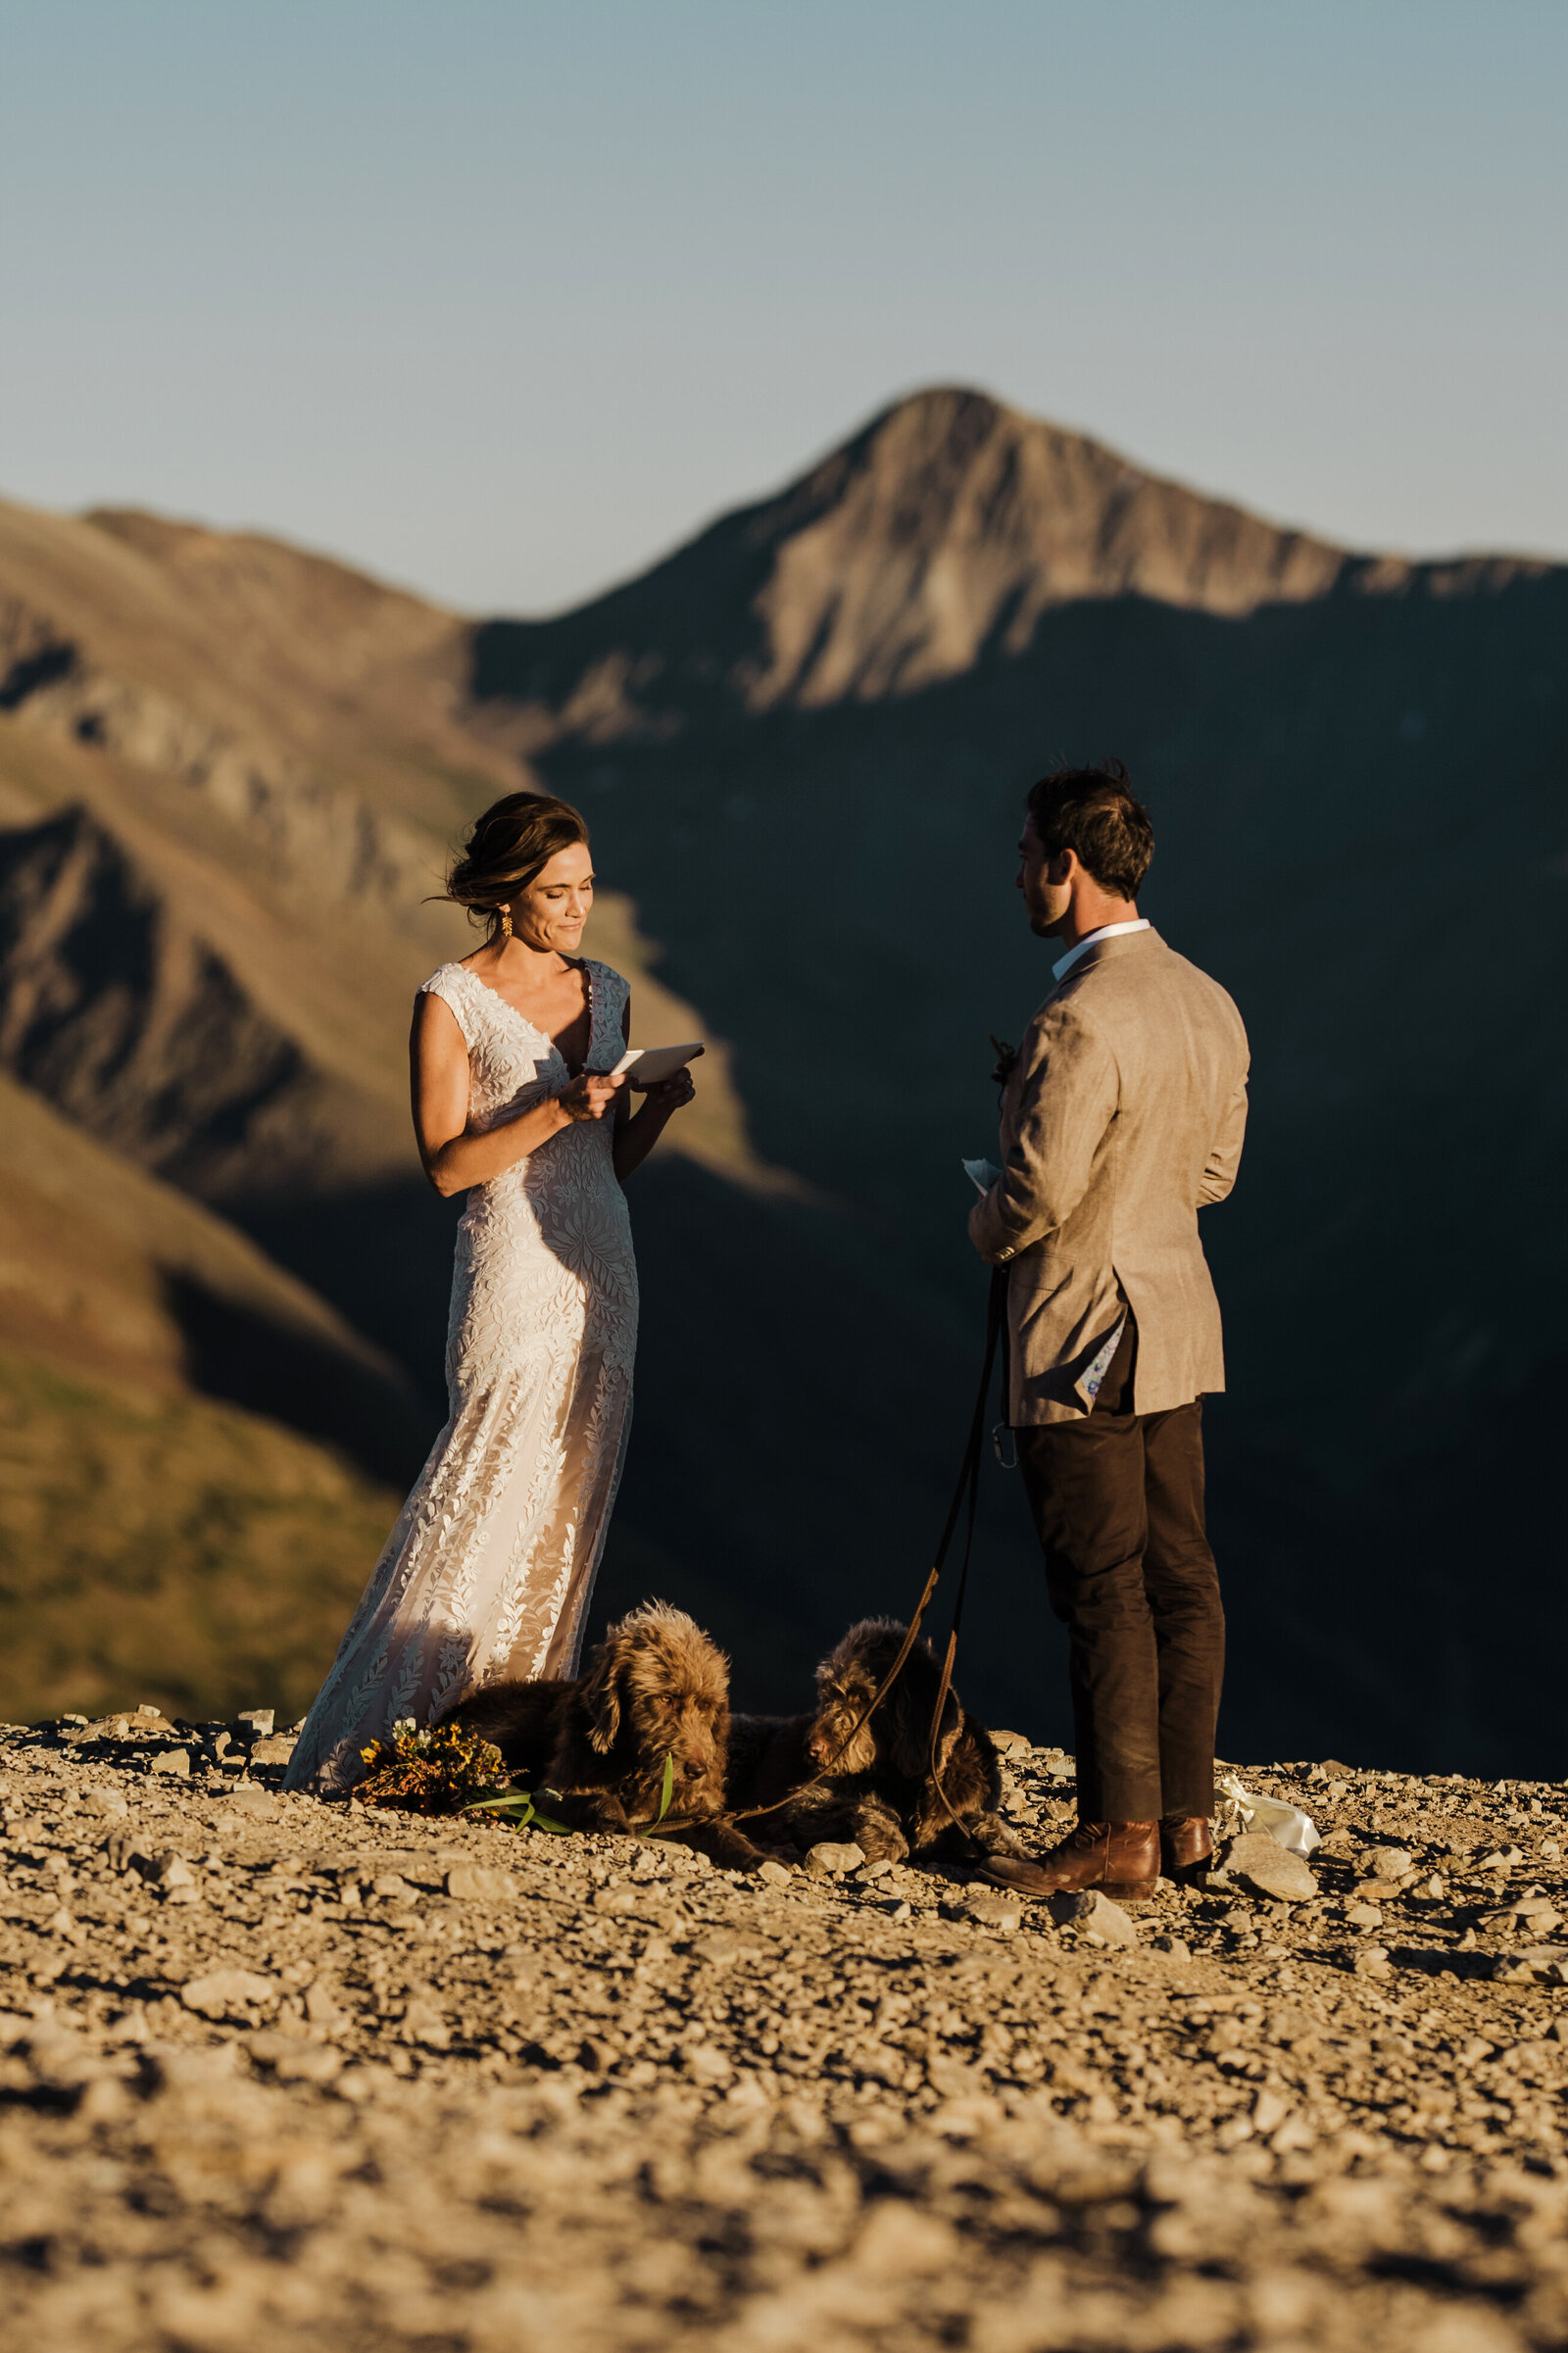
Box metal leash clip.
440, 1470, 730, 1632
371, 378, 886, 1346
992, 1422, 1017, 1471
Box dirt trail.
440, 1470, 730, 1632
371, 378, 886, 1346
3, 1713, 1566, 2349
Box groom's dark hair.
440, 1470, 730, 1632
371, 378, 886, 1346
1026, 760, 1153, 900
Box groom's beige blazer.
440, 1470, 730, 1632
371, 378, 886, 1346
969, 925, 1249, 1425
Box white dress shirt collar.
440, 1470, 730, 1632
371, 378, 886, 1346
1051, 917, 1151, 983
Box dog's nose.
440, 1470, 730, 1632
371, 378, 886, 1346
681, 1760, 706, 1780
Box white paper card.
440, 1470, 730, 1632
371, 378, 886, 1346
962, 1156, 1002, 1195
611, 1042, 706, 1088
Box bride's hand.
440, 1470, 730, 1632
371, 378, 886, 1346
641, 1068, 697, 1116
557, 1072, 626, 1122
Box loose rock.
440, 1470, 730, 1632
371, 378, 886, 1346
804, 1840, 865, 1879
7, 1720, 1568, 2351
1049, 1887, 1140, 1945
222, 1785, 278, 1818
444, 1863, 516, 1901
1224, 1828, 1318, 1902
1491, 1944, 1568, 1985
962, 1888, 1022, 1932
180, 1969, 279, 2020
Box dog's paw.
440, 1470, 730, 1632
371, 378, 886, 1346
969, 1813, 1028, 1859
850, 1824, 910, 1866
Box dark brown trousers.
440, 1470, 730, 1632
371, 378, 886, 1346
1014, 1320, 1224, 1823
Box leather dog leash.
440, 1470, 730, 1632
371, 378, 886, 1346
728, 1265, 1009, 1836
924, 1265, 1008, 1849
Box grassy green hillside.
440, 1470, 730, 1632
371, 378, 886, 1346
0, 1350, 399, 1725
0, 1067, 412, 1725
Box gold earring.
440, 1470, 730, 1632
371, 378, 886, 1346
499, 908, 513, 941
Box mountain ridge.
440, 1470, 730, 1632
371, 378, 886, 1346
0, 462, 996, 1727
0, 385, 1563, 1762
466, 386, 1554, 748
459, 383, 1568, 1771
0, 501, 778, 1202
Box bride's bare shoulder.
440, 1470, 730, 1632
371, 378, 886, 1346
417, 960, 469, 997
414, 965, 471, 1039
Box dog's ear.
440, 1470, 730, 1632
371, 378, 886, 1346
888, 1681, 928, 1781
580, 1644, 624, 1754
889, 1676, 962, 1781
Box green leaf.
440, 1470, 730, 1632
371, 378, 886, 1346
464, 1788, 574, 1837
655, 1750, 675, 1826
465, 1793, 535, 1833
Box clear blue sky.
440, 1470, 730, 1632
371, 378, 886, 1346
2, 1, 1563, 613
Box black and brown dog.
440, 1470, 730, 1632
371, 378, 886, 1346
440, 1600, 772, 1871
726, 1618, 1021, 1867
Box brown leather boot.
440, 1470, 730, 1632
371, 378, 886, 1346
1159, 1815, 1214, 1880
981, 1819, 1160, 1904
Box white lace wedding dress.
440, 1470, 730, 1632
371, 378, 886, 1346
284, 957, 638, 1791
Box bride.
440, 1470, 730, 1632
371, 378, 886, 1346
284, 790, 694, 1791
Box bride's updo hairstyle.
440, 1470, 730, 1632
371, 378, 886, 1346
444, 791, 590, 948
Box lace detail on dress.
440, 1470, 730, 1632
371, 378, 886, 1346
284, 957, 638, 1791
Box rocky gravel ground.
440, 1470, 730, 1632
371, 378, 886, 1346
4, 1709, 1568, 2351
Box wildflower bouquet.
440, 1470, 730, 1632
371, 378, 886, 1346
353, 1717, 508, 1814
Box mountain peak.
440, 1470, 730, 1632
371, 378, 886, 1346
471, 384, 1354, 724
739, 384, 1352, 706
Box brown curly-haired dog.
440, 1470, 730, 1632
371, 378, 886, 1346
441, 1600, 770, 1871
729, 1618, 1021, 1867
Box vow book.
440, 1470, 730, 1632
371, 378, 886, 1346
611, 1043, 706, 1089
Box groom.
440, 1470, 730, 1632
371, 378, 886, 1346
968, 761, 1249, 1901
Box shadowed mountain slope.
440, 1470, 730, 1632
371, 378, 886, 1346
0, 805, 405, 1204
0, 495, 777, 1201
1, 391, 1563, 1764
0, 1065, 422, 1477
466, 387, 1568, 1774
468, 385, 1544, 732
0, 483, 1043, 1728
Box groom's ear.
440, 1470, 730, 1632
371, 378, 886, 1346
581, 1646, 623, 1753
